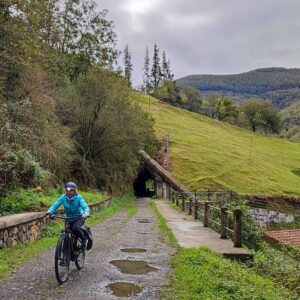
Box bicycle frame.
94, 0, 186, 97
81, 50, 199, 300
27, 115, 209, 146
52, 214, 86, 284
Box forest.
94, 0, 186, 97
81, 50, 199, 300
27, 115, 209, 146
177, 67, 300, 108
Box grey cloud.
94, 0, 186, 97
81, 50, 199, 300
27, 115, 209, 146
96, 0, 300, 85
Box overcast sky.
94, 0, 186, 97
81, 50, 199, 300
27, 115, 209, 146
96, 0, 300, 86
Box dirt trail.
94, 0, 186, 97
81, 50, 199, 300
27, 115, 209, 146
0, 198, 175, 299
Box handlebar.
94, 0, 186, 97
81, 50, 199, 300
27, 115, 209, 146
49, 214, 88, 222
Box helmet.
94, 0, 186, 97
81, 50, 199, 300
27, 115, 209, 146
64, 181, 77, 191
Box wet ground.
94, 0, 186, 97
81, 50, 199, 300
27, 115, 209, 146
0, 198, 175, 299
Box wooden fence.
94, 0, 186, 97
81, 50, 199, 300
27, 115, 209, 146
170, 189, 242, 247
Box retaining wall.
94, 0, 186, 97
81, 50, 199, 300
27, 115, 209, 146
0, 198, 112, 249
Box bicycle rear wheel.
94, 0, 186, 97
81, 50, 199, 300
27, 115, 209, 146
75, 239, 85, 269
55, 235, 71, 284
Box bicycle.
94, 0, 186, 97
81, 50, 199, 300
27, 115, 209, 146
51, 214, 87, 284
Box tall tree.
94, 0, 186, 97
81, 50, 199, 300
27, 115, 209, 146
161, 51, 173, 81
123, 44, 133, 85
151, 43, 161, 89
142, 46, 151, 93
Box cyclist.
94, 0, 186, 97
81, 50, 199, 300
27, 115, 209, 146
46, 182, 90, 250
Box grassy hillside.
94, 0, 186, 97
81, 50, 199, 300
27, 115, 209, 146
176, 67, 300, 108
134, 93, 300, 196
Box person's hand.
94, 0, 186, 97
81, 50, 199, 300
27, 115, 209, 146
82, 214, 89, 219
45, 212, 51, 220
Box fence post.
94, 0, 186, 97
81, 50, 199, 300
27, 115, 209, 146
233, 209, 242, 247
176, 194, 179, 207
204, 202, 210, 227
220, 206, 228, 239
194, 200, 199, 219
188, 198, 192, 215
182, 196, 185, 211
172, 191, 177, 203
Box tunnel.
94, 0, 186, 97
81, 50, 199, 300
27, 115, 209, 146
133, 166, 156, 197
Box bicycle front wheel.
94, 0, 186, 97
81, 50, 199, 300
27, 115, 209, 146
75, 239, 85, 270
55, 235, 71, 284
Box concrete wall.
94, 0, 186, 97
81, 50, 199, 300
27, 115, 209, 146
0, 198, 112, 249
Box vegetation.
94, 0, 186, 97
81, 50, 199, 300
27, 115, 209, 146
123, 44, 133, 86
280, 100, 300, 142
176, 67, 300, 108
0, 194, 135, 280
150, 200, 178, 248
161, 247, 295, 300
153, 82, 282, 135
136, 93, 300, 195
164, 197, 300, 298
141, 44, 173, 93
0, 187, 106, 216
0, 0, 158, 197
242, 98, 280, 133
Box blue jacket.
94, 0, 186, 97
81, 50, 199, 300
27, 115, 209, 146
48, 193, 90, 218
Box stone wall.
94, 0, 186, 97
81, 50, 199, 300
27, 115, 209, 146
0, 198, 112, 249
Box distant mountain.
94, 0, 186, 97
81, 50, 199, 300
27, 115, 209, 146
176, 68, 300, 108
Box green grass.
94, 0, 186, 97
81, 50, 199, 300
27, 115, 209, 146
134, 92, 300, 195
161, 247, 295, 300
149, 200, 178, 248
127, 204, 138, 218
0, 194, 135, 280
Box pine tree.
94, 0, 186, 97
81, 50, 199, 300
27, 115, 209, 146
142, 46, 151, 93
161, 51, 168, 81
161, 51, 174, 81
123, 44, 133, 85
166, 58, 174, 80
151, 43, 161, 89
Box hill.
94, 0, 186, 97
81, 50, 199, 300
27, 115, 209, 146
134, 93, 300, 196
176, 68, 300, 108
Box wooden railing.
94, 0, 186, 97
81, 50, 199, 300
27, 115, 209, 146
170, 189, 242, 247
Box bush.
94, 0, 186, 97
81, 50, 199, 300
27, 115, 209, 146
0, 189, 41, 215
253, 246, 300, 296
162, 247, 295, 299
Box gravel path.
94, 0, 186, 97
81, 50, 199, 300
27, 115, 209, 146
0, 198, 175, 299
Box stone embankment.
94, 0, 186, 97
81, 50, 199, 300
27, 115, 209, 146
0, 198, 112, 249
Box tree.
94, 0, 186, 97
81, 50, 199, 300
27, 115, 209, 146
242, 98, 281, 133
155, 80, 181, 105
161, 51, 173, 81
123, 44, 133, 85
17, 0, 119, 80
68, 66, 158, 193
151, 43, 161, 89
181, 85, 203, 112
204, 93, 239, 123
142, 46, 151, 93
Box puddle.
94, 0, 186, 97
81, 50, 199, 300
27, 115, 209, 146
121, 248, 147, 253
106, 282, 142, 297
138, 219, 151, 223
110, 260, 158, 275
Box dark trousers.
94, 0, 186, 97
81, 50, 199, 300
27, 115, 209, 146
70, 218, 86, 241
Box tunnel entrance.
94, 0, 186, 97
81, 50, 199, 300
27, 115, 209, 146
133, 166, 155, 197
